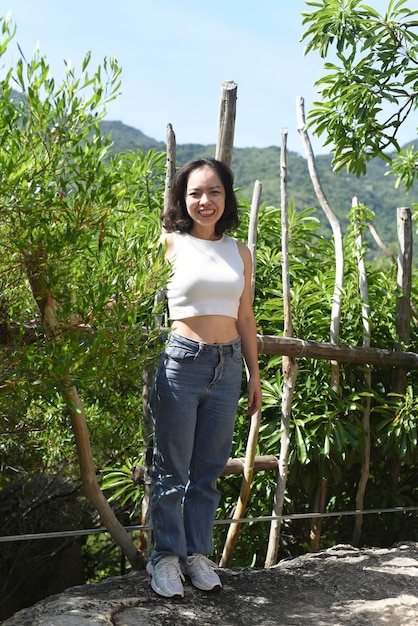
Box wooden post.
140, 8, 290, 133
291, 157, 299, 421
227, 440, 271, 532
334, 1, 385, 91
219, 180, 262, 567
139, 368, 153, 561
215, 80, 237, 168
134, 455, 280, 484
389, 207, 413, 490
164, 123, 176, 215
296, 95, 343, 389
143, 126, 177, 556
4, 325, 418, 367
254, 335, 418, 367
248, 181, 262, 300
393, 206, 412, 395
395, 207, 412, 355
352, 197, 371, 547
297, 95, 344, 551
265, 128, 298, 567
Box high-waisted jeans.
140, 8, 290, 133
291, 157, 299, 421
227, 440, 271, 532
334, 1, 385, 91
149, 332, 242, 563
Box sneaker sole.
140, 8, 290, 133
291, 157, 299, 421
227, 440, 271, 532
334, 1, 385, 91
187, 577, 222, 592
150, 578, 184, 598
190, 582, 222, 592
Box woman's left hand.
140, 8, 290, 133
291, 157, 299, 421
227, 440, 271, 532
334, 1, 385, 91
246, 377, 262, 416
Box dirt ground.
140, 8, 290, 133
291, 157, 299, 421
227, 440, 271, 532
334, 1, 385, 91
3, 543, 418, 625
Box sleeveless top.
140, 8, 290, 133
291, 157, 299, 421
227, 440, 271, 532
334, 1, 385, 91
166, 232, 245, 320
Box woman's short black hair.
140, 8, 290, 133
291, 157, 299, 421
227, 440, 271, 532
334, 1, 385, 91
161, 157, 239, 236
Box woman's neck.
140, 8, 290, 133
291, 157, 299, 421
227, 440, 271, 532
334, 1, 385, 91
189, 226, 220, 241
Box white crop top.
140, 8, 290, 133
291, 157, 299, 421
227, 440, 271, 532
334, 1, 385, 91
166, 232, 245, 320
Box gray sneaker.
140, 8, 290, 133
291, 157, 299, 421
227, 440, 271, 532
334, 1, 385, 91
183, 554, 222, 591
146, 555, 185, 598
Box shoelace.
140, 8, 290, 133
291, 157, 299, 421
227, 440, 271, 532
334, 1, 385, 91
158, 559, 185, 581
190, 555, 217, 572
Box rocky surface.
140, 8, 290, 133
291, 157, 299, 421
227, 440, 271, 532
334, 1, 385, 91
3, 543, 418, 625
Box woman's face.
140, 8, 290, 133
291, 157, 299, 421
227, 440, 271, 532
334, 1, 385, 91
184, 165, 226, 235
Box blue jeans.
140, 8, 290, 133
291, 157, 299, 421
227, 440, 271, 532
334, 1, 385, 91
149, 332, 242, 563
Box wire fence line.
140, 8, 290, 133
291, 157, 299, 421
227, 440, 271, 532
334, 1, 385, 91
1, 505, 417, 543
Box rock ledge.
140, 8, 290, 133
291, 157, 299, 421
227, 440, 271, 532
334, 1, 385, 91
3, 543, 418, 625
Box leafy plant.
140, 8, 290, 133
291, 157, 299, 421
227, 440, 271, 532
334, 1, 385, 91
101, 458, 144, 517
0, 14, 168, 567
301, 0, 418, 188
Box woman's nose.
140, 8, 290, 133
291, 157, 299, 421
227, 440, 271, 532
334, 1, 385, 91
200, 192, 209, 204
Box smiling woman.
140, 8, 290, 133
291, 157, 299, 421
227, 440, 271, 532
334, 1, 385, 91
185, 167, 226, 235
145, 157, 262, 598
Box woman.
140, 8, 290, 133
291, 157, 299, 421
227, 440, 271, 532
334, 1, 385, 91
147, 157, 262, 598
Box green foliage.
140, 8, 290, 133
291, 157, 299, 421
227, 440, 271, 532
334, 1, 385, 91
375, 386, 418, 463
101, 458, 144, 517
0, 16, 169, 486
301, 0, 418, 187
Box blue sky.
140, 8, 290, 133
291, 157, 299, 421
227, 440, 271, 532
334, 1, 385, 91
2, 0, 416, 155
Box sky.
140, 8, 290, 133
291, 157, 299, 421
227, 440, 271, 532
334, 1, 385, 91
1, 0, 417, 156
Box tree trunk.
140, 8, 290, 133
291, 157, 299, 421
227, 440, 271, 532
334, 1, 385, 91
25, 258, 141, 569
310, 478, 328, 552
63, 384, 142, 568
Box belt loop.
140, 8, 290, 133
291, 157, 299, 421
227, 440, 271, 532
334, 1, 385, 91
233, 337, 241, 359
194, 342, 204, 360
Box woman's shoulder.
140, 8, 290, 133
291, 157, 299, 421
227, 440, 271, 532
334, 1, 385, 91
231, 240, 251, 272
159, 230, 172, 243
159, 231, 176, 259
234, 239, 251, 257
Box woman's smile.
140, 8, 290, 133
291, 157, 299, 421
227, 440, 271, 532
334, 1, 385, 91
185, 165, 226, 237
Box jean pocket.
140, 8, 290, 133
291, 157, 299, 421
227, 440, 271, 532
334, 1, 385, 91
164, 345, 199, 362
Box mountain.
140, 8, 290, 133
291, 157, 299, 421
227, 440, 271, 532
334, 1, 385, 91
101, 120, 417, 250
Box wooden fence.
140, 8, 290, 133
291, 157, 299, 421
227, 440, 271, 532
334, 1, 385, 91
2, 80, 416, 571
